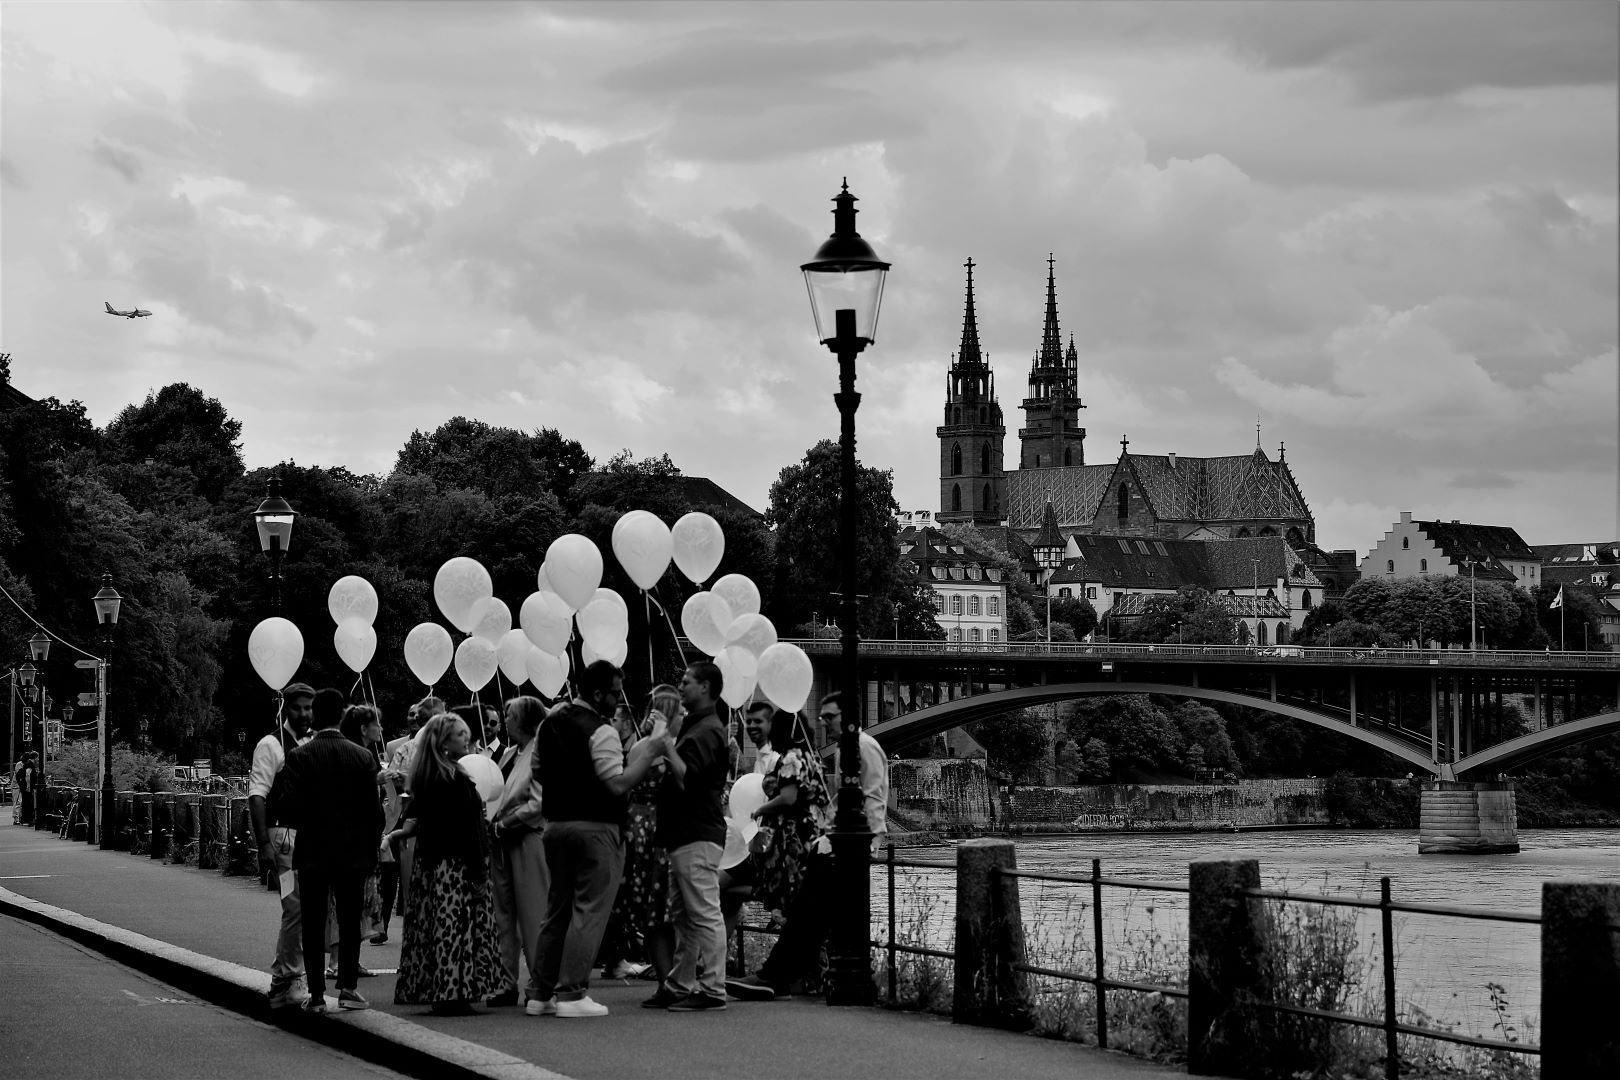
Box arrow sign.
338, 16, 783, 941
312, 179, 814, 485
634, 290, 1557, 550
77, 693, 99, 707
75, 659, 99, 670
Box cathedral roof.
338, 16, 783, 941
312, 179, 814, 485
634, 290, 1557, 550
1044, 534, 1321, 593
1004, 449, 1312, 530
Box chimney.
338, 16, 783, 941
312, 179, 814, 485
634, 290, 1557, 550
1399, 511, 1412, 524
1167, 452, 1176, 468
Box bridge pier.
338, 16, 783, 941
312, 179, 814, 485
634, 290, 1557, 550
1418, 780, 1518, 854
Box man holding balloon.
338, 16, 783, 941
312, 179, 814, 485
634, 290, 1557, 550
248, 682, 316, 1010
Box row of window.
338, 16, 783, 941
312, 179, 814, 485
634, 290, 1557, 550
929, 565, 996, 581
933, 593, 1001, 616
948, 483, 1000, 514
948, 628, 1000, 642
949, 442, 993, 476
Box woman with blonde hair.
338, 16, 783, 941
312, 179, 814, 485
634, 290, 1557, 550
385, 712, 503, 1015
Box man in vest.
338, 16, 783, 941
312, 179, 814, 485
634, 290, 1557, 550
248, 682, 316, 1009
527, 662, 659, 1017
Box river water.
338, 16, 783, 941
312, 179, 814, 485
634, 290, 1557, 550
874, 828, 1620, 1042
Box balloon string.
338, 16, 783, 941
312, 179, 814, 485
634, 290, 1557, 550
350, 674, 364, 700
364, 670, 378, 708
644, 592, 655, 689
649, 588, 687, 669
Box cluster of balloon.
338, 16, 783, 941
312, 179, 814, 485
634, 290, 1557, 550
458, 753, 505, 820
248, 616, 304, 692
329, 575, 380, 674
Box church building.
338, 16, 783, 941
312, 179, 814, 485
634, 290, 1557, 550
936, 258, 1317, 548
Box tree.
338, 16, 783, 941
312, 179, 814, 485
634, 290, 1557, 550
1050, 594, 1099, 640
103, 384, 244, 505
1065, 695, 1182, 776
766, 440, 920, 639
396, 417, 590, 503
966, 708, 1049, 780
1535, 582, 1607, 650
1121, 586, 1239, 644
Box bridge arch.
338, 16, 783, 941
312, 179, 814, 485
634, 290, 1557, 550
1453, 711, 1620, 778
864, 681, 1448, 778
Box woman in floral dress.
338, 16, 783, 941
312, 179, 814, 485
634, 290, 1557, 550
386, 712, 503, 1015
747, 709, 832, 918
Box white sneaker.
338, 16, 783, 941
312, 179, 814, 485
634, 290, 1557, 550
524, 996, 557, 1017
556, 996, 608, 1018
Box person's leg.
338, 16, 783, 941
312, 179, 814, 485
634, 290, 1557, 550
488, 841, 521, 993
758, 850, 834, 990
334, 868, 366, 991
376, 860, 398, 935
554, 823, 623, 1001
299, 863, 331, 1002
682, 841, 727, 1000
511, 829, 550, 1001
663, 845, 696, 996
268, 829, 305, 1003
532, 824, 577, 1002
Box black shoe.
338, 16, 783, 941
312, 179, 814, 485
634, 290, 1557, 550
368, 931, 388, 945
667, 992, 727, 1012
429, 1000, 477, 1016
487, 990, 519, 1007
725, 974, 780, 1001
641, 987, 683, 1009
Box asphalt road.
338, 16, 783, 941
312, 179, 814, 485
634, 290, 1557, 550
1, 913, 408, 1080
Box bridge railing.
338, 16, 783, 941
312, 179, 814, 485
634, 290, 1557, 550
785, 638, 1620, 669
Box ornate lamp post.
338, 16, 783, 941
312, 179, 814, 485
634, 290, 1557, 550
18, 659, 38, 828
252, 474, 297, 613
93, 573, 122, 849
802, 179, 889, 1006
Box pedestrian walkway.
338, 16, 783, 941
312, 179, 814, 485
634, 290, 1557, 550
0, 819, 1177, 1080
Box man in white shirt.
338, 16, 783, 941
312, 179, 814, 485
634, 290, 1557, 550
247, 682, 315, 1009
744, 700, 779, 776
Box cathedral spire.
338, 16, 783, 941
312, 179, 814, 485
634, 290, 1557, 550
958, 257, 982, 367
1039, 253, 1063, 367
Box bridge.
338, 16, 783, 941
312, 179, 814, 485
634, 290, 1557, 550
792, 639, 1620, 852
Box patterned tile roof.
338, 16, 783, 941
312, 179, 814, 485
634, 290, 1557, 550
1106, 591, 1290, 619
1047, 534, 1320, 592
1005, 465, 1114, 530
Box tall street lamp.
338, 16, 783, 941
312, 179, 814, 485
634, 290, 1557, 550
28, 632, 49, 824
93, 573, 122, 849
1460, 556, 1478, 651
18, 658, 38, 828
253, 473, 297, 613
802, 178, 889, 1007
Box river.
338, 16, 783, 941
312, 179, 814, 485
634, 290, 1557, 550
874, 828, 1620, 1043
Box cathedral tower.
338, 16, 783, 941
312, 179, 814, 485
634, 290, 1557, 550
1018, 256, 1085, 469
937, 258, 1006, 525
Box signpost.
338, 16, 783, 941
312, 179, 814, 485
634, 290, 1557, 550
74, 659, 98, 670
77, 693, 98, 708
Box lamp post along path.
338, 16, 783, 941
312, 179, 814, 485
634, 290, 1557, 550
802, 180, 888, 1006
253, 474, 297, 614
93, 573, 122, 849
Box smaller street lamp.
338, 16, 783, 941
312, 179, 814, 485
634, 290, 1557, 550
1459, 556, 1479, 651
253, 473, 298, 613
93, 573, 122, 850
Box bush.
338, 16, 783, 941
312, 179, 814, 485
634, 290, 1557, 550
50, 740, 173, 793
1321, 773, 1419, 828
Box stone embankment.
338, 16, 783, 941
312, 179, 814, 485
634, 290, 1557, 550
889, 757, 1327, 834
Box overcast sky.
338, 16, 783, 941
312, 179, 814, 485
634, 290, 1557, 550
3, 1, 1615, 553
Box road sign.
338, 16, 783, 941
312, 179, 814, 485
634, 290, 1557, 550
77, 692, 99, 707
75, 659, 99, 670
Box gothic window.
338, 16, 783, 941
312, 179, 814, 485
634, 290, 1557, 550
1236, 528, 1250, 538
979, 443, 990, 475
1034, 455, 1041, 468
1064, 448, 1073, 466
1117, 483, 1129, 519
1402, 536, 1409, 549
981, 483, 990, 511
969, 596, 981, 616
1420, 559, 1428, 572
1286, 527, 1304, 547
1276, 623, 1289, 645
952, 484, 961, 512
1259, 526, 1277, 537
1301, 590, 1313, 609
951, 443, 963, 476
1256, 621, 1268, 646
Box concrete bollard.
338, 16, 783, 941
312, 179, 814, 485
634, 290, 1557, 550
1188, 858, 1275, 1077
151, 793, 173, 860
1542, 882, 1620, 1078
952, 838, 1032, 1029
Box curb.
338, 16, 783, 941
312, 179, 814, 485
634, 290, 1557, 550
0, 885, 569, 1080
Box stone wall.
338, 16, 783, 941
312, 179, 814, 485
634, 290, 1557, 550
890, 758, 1328, 832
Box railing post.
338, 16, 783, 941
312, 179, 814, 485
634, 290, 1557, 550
1188, 857, 1275, 1077
952, 838, 1032, 1029
887, 844, 897, 1004
1092, 857, 1108, 1049
1380, 877, 1398, 1079
1541, 881, 1620, 1078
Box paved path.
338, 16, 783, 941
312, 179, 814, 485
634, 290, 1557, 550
1, 912, 406, 1080
0, 819, 1179, 1080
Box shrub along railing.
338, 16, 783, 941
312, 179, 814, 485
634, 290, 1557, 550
738, 841, 1619, 1080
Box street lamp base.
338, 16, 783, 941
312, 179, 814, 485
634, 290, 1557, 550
824, 824, 876, 1006
98, 780, 117, 850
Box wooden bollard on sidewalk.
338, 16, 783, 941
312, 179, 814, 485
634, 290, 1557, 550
1189, 858, 1276, 1077
1542, 881, 1620, 1078
952, 838, 1032, 1030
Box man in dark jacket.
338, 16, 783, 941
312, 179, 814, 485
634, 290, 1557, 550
283, 688, 382, 1012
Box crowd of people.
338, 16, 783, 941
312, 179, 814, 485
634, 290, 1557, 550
247, 659, 888, 1017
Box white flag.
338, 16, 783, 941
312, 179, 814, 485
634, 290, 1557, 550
1549, 586, 1564, 610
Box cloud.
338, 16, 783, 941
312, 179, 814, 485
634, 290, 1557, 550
91, 139, 143, 182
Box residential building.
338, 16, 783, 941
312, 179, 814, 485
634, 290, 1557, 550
897, 524, 1008, 644
1361, 513, 1540, 590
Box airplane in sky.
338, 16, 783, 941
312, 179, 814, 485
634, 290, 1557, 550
105, 301, 152, 319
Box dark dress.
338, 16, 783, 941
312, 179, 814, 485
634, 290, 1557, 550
394, 771, 503, 1006
599, 766, 670, 964
751, 747, 832, 915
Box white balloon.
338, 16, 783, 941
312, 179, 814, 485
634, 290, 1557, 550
671, 512, 725, 584
580, 636, 629, 669
728, 773, 767, 830
545, 534, 603, 612
756, 642, 813, 713
457, 753, 504, 818
577, 596, 630, 650
333, 617, 377, 674
711, 574, 760, 619
248, 617, 304, 691
716, 646, 758, 708
433, 557, 493, 633
724, 613, 778, 659
467, 596, 512, 644
719, 818, 750, 870
612, 510, 674, 591
497, 629, 531, 685
680, 591, 733, 656
591, 587, 628, 616
519, 590, 574, 654
403, 622, 454, 687
327, 576, 379, 626
454, 635, 498, 691
526, 646, 567, 698
536, 565, 553, 595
